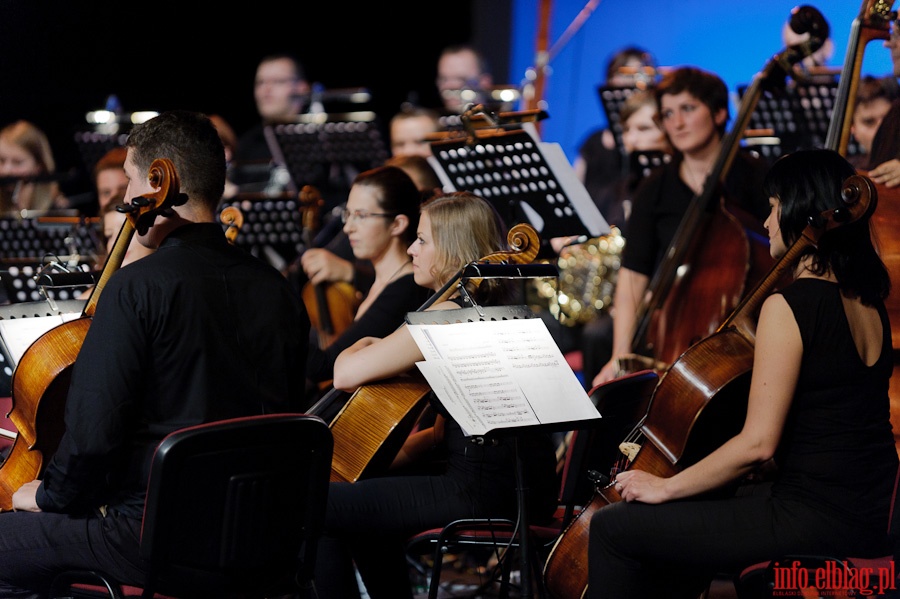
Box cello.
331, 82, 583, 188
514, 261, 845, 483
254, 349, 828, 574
543, 174, 877, 599
0, 159, 185, 510
617, 11, 827, 376
298, 185, 360, 350
219, 205, 244, 245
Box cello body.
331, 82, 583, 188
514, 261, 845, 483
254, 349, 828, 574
0, 319, 90, 508
543, 329, 753, 599
298, 184, 361, 350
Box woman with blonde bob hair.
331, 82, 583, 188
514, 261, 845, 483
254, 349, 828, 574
319, 191, 559, 599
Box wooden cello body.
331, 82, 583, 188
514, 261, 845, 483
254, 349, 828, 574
623, 27, 826, 374
543, 174, 878, 599
0, 159, 185, 510
298, 185, 360, 350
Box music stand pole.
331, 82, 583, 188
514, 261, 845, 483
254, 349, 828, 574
514, 435, 534, 598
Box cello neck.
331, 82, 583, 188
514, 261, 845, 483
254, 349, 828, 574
83, 216, 134, 318
824, 0, 894, 155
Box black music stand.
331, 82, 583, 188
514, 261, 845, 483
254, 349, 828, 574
0, 216, 101, 304
406, 280, 598, 598
597, 85, 643, 160
215, 194, 306, 271
428, 124, 609, 241
73, 130, 128, 179
0, 216, 101, 262
270, 114, 389, 211
738, 78, 863, 162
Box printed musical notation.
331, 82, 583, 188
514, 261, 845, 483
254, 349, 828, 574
409, 318, 599, 436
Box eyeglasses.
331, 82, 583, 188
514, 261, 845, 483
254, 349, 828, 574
340, 208, 397, 224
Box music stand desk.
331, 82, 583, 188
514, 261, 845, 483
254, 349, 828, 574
406, 306, 600, 598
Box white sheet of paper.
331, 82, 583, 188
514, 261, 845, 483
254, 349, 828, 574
0, 313, 81, 367
409, 318, 599, 436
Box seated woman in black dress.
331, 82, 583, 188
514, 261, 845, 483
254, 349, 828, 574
304, 165, 430, 400
588, 149, 898, 598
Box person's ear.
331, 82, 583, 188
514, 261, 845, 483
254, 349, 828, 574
714, 108, 728, 128
391, 214, 410, 236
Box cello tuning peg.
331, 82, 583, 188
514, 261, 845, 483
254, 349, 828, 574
831, 207, 850, 223
840, 180, 861, 206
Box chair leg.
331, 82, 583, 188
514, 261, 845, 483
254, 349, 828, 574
427, 541, 446, 599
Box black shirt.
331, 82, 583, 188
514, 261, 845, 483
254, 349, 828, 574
37, 223, 311, 516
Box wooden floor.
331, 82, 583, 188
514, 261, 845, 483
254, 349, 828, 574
407, 550, 740, 598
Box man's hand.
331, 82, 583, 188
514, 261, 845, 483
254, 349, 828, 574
11, 480, 41, 512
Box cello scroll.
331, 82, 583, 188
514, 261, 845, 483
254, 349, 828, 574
219, 206, 244, 245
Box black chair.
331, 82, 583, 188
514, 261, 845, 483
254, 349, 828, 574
405, 369, 660, 599
733, 466, 900, 598
49, 413, 333, 599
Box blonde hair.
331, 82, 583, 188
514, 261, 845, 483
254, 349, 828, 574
0, 120, 60, 212
421, 191, 512, 303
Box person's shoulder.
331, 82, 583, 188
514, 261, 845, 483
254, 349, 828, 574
579, 128, 615, 153
733, 149, 769, 175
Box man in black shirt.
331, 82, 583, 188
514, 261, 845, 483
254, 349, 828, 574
0, 110, 310, 597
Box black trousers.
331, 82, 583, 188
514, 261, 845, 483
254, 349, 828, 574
587, 483, 886, 599
0, 508, 143, 598
315, 472, 519, 599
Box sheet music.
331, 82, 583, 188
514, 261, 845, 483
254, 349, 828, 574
0, 313, 81, 367
409, 318, 599, 436
523, 122, 609, 238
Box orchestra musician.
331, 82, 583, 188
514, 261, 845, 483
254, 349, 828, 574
0, 120, 68, 214
315, 192, 558, 599
592, 66, 770, 387
0, 111, 311, 597
588, 149, 898, 598
867, 15, 900, 188
304, 165, 430, 393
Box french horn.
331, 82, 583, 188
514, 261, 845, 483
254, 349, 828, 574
530, 226, 625, 326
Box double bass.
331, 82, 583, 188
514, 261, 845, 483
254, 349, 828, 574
543, 174, 877, 598
820, 0, 900, 453
0, 159, 185, 510
617, 11, 828, 376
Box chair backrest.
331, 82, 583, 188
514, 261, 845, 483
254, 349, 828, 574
139, 413, 333, 598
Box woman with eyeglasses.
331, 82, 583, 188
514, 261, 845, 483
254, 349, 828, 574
312, 192, 559, 599
304, 165, 430, 396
